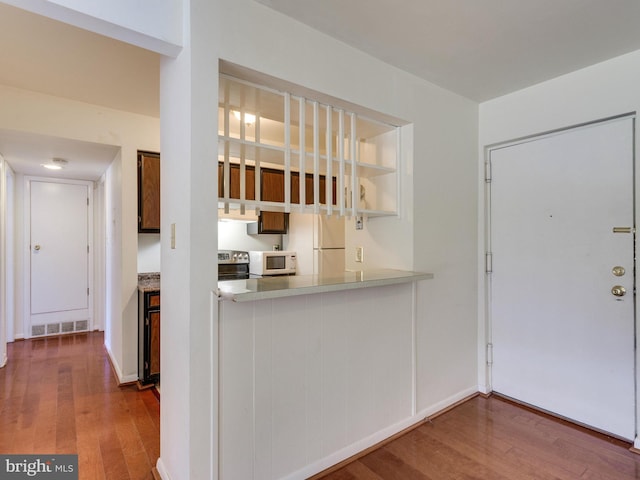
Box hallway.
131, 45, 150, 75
0, 332, 159, 479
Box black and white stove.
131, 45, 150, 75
217, 250, 250, 280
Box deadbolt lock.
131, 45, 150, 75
611, 285, 626, 297
612, 266, 626, 277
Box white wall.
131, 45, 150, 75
0, 153, 7, 367
13, 0, 479, 477
138, 234, 161, 273
479, 49, 640, 443
157, 0, 479, 479
0, 84, 160, 382
218, 221, 281, 252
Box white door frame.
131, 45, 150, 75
23, 176, 94, 338
480, 112, 637, 440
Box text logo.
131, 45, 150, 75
0, 455, 78, 479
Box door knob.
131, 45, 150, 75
611, 285, 626, 297
34, 244, 41, 251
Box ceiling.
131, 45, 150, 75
0, 2, 159, 180
257, 0, 640, 102
3, 1, 640, 178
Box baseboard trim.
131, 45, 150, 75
104, 345, 138, 386
155, 458, 171, 480
300, 386, 480, 480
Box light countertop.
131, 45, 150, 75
217, 269, 433, 302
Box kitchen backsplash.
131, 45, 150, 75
218, 221, 282, 252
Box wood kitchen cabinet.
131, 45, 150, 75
139, 290, 160, 386
218, 162, 256, 200
217, 162, 337, 233
291, 172, 337, 205
138, 151, 161, 233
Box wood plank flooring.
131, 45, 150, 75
317, 395, 640, 480
0, 332, 159, 480
4, 332, 640, 480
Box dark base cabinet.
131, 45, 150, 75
139, 290, 160, 385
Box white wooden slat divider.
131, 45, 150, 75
298, 97, 306, 213
350, 113, 358, 217
284, 92, 291, 213
338, 109, 345, 217
326, 105, 333, 216
239, 109, 246, 215
313, 101, 320, 214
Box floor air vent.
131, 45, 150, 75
31, 325, 46, 336
31, 321, 89, 337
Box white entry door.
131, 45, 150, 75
28, 179, 92, 334
489, 117, 635, 440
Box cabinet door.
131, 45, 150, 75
259, 211, 289, 234
148, 308, 161, 379
218, 163, 256, 200
230, 165, 255, 200
289, 172, 338, 205
261, 168, 285, 202
138, 151, 161, 233
140, 291, 160, 385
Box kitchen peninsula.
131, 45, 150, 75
217, 268, 432, 302
217, 269, 433, 479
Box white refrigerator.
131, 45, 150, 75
286, 213, 346, 276
313, 215, 345, 277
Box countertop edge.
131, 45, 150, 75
217, 270, 433, 302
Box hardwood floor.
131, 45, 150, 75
0, 332, 159, 480
317, 395, 640, 480
4, 334, 640, 480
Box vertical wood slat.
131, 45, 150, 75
284, 92, 291, 213
239, 108, 246, 215
338, 109, 345, 217
254, 109, 261, 215
326, 106, 333, 215
350, 113, 358, 217
313, 101, 320, 214
395, 127, 402, 219
299, 97, 306, 213
223, 96, 230, 214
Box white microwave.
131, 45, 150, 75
249, 251, 297, 276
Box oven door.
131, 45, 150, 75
218, 263, 249, 280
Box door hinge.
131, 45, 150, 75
87, 197, 89, 206
87, 287, 89, 295
485, 252, 493, 273
487, 343, 493, 366
145, 317, 149, 326
484, 162, 492, 183
87, 245, 90, 254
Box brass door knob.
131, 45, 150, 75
611, 285, 626, 297
34, 245, 41, 251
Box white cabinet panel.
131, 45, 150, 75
219, 283, 415, 479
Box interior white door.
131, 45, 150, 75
490, 117, 635, 440
29, 180, 91, 327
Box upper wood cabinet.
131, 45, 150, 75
217, 73, 400, 217
138, 151, 160, 233
218, 162, 256, 200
